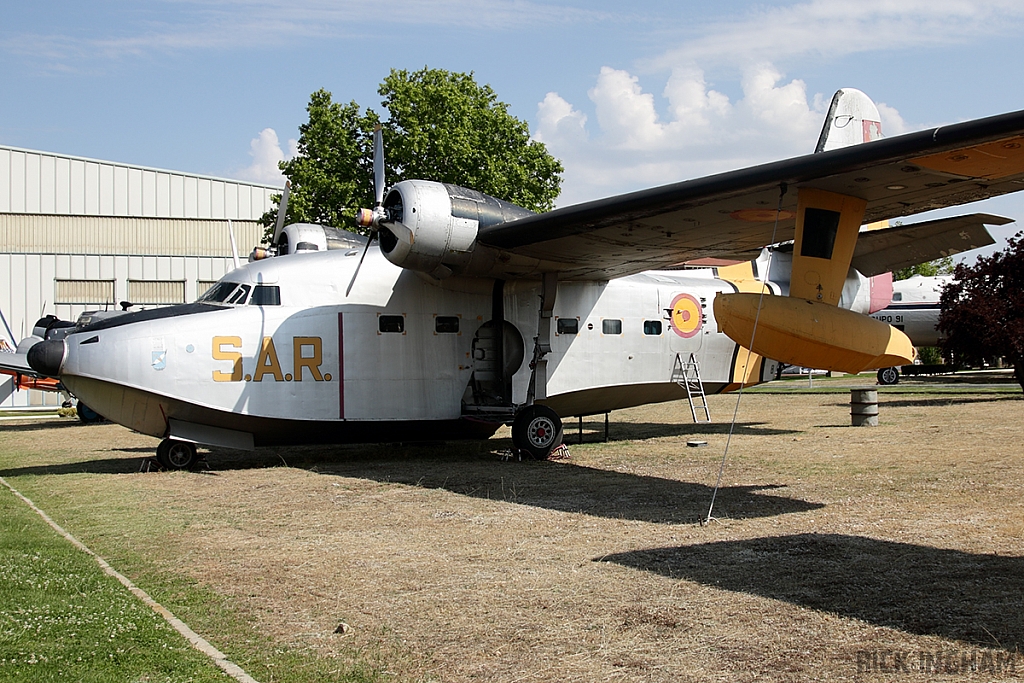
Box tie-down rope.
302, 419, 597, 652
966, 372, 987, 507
703, 182, 788, 525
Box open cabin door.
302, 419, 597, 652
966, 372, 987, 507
465, 320, 524, 409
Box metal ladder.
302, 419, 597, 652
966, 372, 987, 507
672, 353, 711, 423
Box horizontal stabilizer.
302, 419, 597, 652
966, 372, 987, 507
0, 350, 38, 377
851, 214, 1008, 276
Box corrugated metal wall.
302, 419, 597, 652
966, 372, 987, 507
1, 252, 238, 331
0, 145, 278, 219
0, 145, 281, 408
1, 215, 264, 256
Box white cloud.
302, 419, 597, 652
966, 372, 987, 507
588, 67, 664, 150
663, 66, 729, 129
538, 63, 837, 205
534, 92, 588, 145
876, 102, 906, 137
236, 128, 294, 184
535, 0, 1024, 206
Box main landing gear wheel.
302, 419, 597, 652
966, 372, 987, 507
877, 367, 900, 385
511, 405, 563, 460
156, 439, 199, 471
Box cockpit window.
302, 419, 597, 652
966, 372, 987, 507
226, 284, 251, 305
198, 281, 244, 304
250, 285, 281, 306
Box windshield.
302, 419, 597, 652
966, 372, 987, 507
197, 282, 251, 305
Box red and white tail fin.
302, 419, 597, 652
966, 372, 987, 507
814, 88, 883, 153
816, 89, 888, 235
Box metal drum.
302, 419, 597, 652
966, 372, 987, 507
850, 388, 879, 427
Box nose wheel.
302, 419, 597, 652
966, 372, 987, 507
511, 405, 563, 459
76, 401, 103, 423
156, 439, 199, 471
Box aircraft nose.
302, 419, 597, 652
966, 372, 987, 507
27, 339, 67, 377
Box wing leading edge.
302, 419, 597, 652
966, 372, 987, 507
477, 108, 1024, 280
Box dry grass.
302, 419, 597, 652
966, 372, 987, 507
2, 381, 1023, 681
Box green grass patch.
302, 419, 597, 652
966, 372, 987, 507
0, 485, 229, 682
0, 470, 416, 683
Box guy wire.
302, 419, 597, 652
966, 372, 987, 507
703, 181, 788, 525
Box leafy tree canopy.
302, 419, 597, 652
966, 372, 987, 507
261, 68, 563, 241
893, 256, 954, 281
937, 233, 1024, 390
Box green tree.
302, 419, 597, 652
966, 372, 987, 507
893, 256, 954, 281
938, 233, 1024, 391
260, 90, 377, 239
261, 68, 562, 241
378, 68, 562, 213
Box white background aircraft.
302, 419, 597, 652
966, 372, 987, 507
871, 274, 961, 385
24, 90, 1024, 469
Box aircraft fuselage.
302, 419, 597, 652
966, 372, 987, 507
55, 246, 779, 448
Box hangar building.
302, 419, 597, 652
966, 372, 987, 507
1, 144, 279, 408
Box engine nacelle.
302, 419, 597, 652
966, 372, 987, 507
276, 223, 365, 255
378, 180, 534, 278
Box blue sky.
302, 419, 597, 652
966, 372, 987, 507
3, 0, 1024, 253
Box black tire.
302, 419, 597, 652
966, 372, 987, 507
877, 367, 899, 385
511, 405, 563, 459
76, 402, 103, 423
156, 439, 199, 470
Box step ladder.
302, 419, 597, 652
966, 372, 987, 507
672, 353, 711, 423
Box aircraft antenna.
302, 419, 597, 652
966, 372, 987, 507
704, 182, 787, 526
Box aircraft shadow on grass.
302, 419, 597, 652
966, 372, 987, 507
285, 442, 820, 525
0, 420, 818, 524
0, 420, 88, 434
825, 395, 1021, 410
561, 420, 799, 443
600, 533, 1024, 650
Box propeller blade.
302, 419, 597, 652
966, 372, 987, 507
345, 236, 373, 297
271, 180, 291, 245
373, 125, 385, 207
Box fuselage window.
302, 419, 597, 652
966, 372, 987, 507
435, 316, 460, 334
556, 318, 579, 335
892, 292, 903, 301
602, 319, 622, 335
250, 285, 281, 306
644, 320, 662, 335
379, 315, 405, 334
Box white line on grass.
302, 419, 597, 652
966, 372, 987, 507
0, 476, 261, 683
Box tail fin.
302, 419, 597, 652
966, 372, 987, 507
816, 88, 888, 233
814, 88, 883, 153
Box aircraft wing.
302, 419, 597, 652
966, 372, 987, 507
850, 213, 1009, 277
477, 108, 1024, 280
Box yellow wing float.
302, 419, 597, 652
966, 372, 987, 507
714, 187, 915, 373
